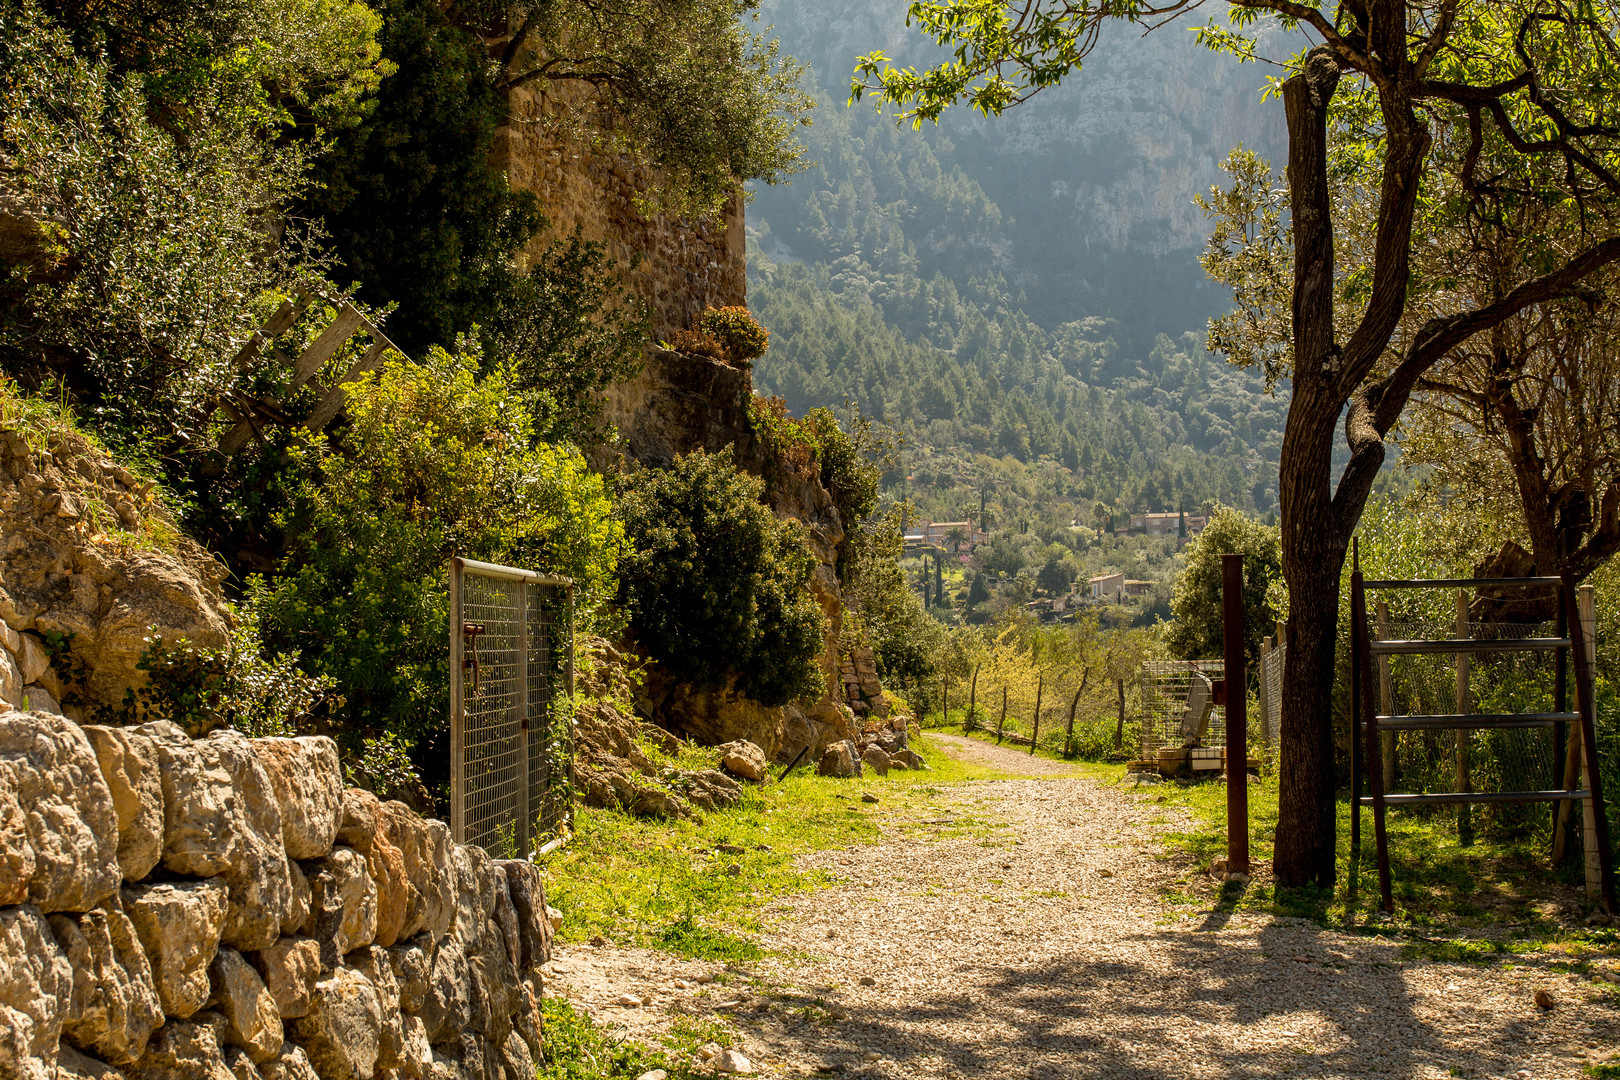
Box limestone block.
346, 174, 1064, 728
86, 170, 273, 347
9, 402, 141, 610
49, 903, 164, 1064
206, 949, 282, 1064
0, 648, 20, 708
250, 739, 342, 861
495, 1034, 531, 1080
16, 634, 47, 685
302, 847, 377, 960
390, 1017, 431, 1080
0, 711, 121, 911
416, 937, 469, 1045
816, 740, 862, 779
255, 1045, 317, 1080
290, 966, 381, 1080
0, 904, 74, 1080
510, 980, 541, 1066
334, 790, 378, 855
379, 805, 454, 942
347, 949, 403, 1072
385, 935, 433, 1016
125, 1014, 234, 1080
716, 740, 766, 782
55, 1046, 126, 1080
449, 845, 495, 948
492, 862, 551, 975
20, 687, 61, 716
121, 880, 229, 1020
221, 1048, 260, 1080
246, 938, 321, 1020
82, 726, 165, 882
366, 827, 407, 950
861, 746, 890, 777
464, 930, 515, 1048
489, 876, 519, 973
136, 725, 293, 951
282, 862, 309, 939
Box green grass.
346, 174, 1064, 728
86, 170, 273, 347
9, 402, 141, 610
540, 735, 1016, 957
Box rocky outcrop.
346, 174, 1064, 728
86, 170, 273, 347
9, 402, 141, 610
0, 711, 551, 1080
0, 416, 231, 718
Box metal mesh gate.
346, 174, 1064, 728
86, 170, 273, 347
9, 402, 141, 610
449, 557, 574, 859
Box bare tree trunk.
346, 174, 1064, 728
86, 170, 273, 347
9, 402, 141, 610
1065, 667, 1089, 757
1030, 674, 1043, 756
1114, 678, 1125, 750
995, 686, 1008, 744
968, 663, 980, 730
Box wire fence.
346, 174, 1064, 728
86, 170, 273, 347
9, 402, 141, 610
1259, 637, 1286, 757
450, 558, 573, 859
1140, 659, 1227, 757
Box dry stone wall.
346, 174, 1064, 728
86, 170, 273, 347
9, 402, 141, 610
0, 711, 551, 1080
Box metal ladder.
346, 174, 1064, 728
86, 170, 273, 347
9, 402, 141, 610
1348, 545, 1615, 915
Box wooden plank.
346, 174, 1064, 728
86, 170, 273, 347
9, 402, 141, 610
1370, 637, 1569, 656
303, 340, 393, 433
1374, 714, 1572, 730
289, 304, 365, 390
1362, 576, 1561, 589
1359, 790, 1590, 806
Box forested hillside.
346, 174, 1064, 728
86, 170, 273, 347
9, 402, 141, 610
746, 0, 1295, 519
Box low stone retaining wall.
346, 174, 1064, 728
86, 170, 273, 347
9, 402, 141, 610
0, 712, 551, 1080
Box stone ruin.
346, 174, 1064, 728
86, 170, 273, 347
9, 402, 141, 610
0, 711, 551, 1080
838, 648, 892, 721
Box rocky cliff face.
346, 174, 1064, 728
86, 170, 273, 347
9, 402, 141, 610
593, 347, 858, 765
0, 411, 232, 718
0, 710, 551, 1080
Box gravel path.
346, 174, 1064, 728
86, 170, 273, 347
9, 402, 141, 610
543, 734, 1620, 1079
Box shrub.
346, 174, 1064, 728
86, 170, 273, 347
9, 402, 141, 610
697, 306, 770, 363
668, 327, 730, 363
616, 448, 824, 706
746, 396, 889, 533
253, 346, 623, 760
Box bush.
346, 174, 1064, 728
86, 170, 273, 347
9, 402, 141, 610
253, 347, 622, 759
697, 306, 770, 363
616, 448, 824, 706
1165, 505, 1282, 671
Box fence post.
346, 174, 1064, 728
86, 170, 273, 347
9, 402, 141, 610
969, 663, 980, 729
449, 558, 465, 845
1030, 673, 1044, 755
1455, 589, 1474, 846
1258, 635, 1272, 750
516, 580, 530, 859
1222, 553, 1250, 876
996, 686, 1008, 744
941, 679, 948, 728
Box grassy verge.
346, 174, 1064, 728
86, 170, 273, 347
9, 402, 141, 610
540, 734, 1015, 960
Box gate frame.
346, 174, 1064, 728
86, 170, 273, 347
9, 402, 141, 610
449, 556, 574, 858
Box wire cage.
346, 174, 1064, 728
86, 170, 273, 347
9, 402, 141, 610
1139, 659, 1227, 757
1258, 638, 1286, 753
449, 558, 574, 859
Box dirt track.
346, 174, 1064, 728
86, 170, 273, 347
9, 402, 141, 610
541, 734, 1620, 1079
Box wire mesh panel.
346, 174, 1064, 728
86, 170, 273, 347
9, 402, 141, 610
1139, 659, 1226, 757
1260, 641, 1285, 748
451, 558, 573, 859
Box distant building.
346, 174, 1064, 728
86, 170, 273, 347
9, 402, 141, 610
902, 518, 990, 551
1128, 511, 1208, 537
1124, 579, 1152, 597
1089, 572, 1125, 601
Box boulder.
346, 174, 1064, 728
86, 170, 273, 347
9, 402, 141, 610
125, 1014, 235, 1080
206, 949, 282, 1064
416, 938, 470, 1045
378, 805, 454, 943
250, 739, 342, 861
890, 749, 926, 771
464, 928, 516, 1047
0, 904, 74, 1080
246, 939, 321, 1021
290, 967, 381, 1080
256, 1045, 317, 1080
335, 790, 378, 855
873, 728, 908, 755
716, 740, 767, 782
121, 881, 229, 1020
49, 903, 164, 1064
0, 711, 120, 911
301, 847, 377, 962
81, 726, 165, 881
384, 936, 433, 1016
137, 725, 293, 951
816, 741, 862, 779
347, 950, 403, 1072
677, 769, 742, 811
56, 1046, 126, 1080
492, 862, 551, 975
860, 746, 890, 777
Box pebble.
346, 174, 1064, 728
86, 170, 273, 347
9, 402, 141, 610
1535, 989, 1556, 1010
696, 973, 715, 984
858, 975, 876, 986
717, 843, 746, 854
716, 1049, 754, 1074
716, 999, 744, 1009
614, 994, 641, 1007
673, 979, 692, 989
636, 1072, 667, 1080
861, 793, 880, 804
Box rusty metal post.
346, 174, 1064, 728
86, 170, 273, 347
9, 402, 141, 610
1222, 553, 1250, 876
